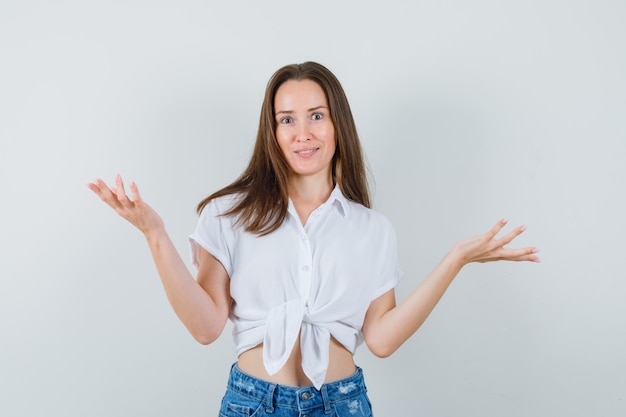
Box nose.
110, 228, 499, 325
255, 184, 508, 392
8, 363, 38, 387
296, 121, 311, 142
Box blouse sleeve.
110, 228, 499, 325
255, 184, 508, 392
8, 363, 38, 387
370, 217, 404, 300
188, 197, 233, 277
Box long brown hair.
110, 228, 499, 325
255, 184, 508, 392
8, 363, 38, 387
197, 61, 370, 235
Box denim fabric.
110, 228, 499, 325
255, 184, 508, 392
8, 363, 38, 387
218, 364, 373, 417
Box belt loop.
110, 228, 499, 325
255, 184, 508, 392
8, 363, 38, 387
265, 383, 276, 413
321, 384, 332, 414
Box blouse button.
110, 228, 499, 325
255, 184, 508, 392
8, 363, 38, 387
302, 265, 310, 271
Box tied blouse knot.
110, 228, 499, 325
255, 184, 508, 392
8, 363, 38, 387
189, 186, 403, 389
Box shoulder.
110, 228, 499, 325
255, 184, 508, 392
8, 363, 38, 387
343, 199, 396, 234
345, 199, 391, 223
199, 193, 243, 217
195, 193, 247, 234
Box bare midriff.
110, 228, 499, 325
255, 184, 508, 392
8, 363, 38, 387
237, 334, 356, 387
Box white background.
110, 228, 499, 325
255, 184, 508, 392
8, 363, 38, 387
1, 1, 625, 416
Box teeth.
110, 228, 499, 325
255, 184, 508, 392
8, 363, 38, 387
297, 149, 316, 154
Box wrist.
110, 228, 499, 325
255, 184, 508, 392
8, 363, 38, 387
143, 224, 167, 244
445, 245, 468, 271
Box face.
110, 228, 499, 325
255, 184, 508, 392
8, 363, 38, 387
274, 79, 336, 183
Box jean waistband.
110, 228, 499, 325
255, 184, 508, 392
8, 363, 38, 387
226, 363, 367, 412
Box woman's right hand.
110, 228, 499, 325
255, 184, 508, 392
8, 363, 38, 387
88, 173, 164, 238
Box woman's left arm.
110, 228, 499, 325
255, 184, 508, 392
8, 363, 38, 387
362, 219, 539, 358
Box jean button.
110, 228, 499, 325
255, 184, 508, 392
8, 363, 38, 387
301, 392, 312, 401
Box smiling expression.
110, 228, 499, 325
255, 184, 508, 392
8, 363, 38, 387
274, 79, 336, 182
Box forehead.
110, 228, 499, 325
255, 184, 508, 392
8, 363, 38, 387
274, 79, 328, 110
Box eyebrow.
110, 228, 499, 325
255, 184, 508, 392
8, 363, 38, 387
275, 105, 328, 116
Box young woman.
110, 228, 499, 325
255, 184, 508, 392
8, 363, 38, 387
89, 62, 539, 416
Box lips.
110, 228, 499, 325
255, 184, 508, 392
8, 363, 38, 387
294, 147, 319, 157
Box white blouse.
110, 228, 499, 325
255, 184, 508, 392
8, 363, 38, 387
189, 186, 403, 389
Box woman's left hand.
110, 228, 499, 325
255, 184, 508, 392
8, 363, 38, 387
452, 219, 540, 265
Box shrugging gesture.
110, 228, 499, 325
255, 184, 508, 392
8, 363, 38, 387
363, 219, 539, 358
454, 219, 540, 264
88, 62, 539, 415
87, 173, 164, 237
87, 174, 231, 345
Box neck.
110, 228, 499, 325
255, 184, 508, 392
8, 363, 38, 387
288, 175, 334, 226
288, 174, 334, 204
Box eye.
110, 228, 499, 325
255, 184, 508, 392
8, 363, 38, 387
311, 112, 323, 121
279, 116, 293, 124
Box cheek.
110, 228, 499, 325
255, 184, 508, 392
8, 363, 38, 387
326, 127, 337, 150
274, 133, 282, 148
318, 124, 335, 142
275, 130, 289, 151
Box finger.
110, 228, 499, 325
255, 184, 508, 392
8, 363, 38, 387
115, 173, 132, 206
87, 180, 101, 195
89, 179, 122, 209
529, 248, 541, 262
485, 218, 508, 241
129, 180, 142, 203
87, 178, 106, 194
497, 224, 527, 246
500, 246, 540, 262
93, 178, 114, 199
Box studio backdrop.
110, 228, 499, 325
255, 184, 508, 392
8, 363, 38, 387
0, 1, 624, 416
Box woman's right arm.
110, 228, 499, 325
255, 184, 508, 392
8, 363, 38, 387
88, 174, 230, 344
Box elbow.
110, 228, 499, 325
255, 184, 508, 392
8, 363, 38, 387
194, 334, 216, 345
366, 337, 397, 358
190, 326, 223, 346
188, 313, 228, 345
369, 345, 395, 359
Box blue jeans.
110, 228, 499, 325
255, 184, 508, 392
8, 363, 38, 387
218, 363, 374, 417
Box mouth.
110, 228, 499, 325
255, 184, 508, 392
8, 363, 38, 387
295, 147, 319, 157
